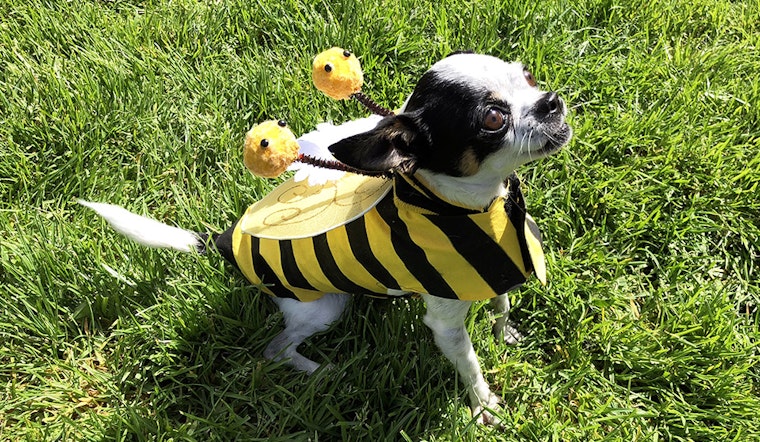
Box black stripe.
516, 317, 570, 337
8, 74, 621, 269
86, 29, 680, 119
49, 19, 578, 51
504, 175, 533, 273
195, 232, 210, 255
393, 175, 445, 214
425, 213, 527, 296
512, 215, 533, 273
399, 174, 481, 215
213, 225, 237, 268
250, 236, 298, 299
504, 174, 525, 223
279, 240, 319, 291
312, 234, 380, 295
374, 197, 459, 299
344, 217, 401, 290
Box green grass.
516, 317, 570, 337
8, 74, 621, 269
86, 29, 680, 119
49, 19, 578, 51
2, 0, 759, 440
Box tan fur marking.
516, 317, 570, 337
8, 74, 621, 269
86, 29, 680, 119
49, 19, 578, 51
489, 91, 506, 103
459, 148, 480, 176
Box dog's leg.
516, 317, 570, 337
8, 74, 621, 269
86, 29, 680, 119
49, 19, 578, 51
421, 294, 501, 425
264, 293, 349, 374
490, 294, 522, 344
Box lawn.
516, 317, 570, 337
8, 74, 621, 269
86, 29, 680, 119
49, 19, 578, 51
1, 0, 759, 440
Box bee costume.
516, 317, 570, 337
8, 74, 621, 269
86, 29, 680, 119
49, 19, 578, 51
213, 172, 545, 302
218, 48, 546, 302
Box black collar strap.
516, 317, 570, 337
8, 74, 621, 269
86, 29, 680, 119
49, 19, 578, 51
394, 173, 525, 216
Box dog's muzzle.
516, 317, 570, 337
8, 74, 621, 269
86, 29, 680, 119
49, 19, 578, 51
535, 92, 571, 153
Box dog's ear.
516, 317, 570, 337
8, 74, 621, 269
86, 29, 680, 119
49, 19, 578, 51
328, 113, 428, 174
445, 50, 475, 57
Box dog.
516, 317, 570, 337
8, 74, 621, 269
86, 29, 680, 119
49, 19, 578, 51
80, 52, 571, 425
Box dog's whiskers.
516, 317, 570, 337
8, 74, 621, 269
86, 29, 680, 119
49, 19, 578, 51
517, 131, 530, 156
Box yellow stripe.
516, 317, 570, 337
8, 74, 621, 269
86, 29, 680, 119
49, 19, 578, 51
259, 237, 323, 302
259, 238, 324, 302
470, 200, 528, 276
232, 222, 274, 297
363, 208, 427, 294
288, 237, 338, 294
524, 216, 546, 285
326, 227, 387, 293
395, 206, 497, 301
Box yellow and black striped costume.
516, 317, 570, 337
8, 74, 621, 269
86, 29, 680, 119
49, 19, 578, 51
215, 174, 541, 302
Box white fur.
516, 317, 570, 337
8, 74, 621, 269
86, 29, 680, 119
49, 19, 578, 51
264, 293, 350, 373
421, 294, 503, 425
78, 200, 200, 253
490, 293, 522, 345
416, 155, 515, 210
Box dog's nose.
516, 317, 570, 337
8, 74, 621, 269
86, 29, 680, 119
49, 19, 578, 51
537, 92, 561, 116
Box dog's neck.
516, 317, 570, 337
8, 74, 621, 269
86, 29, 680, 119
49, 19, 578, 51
414, 169, 510, 211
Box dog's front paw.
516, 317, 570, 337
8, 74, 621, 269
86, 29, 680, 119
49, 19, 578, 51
493, 319, 522, 345
471, 393, 504, 427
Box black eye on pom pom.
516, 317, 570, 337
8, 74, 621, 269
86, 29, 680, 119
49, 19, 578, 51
260, 139, 270, 148
343, 50, 351, 57
324, 63, 333, 73
277, 120, 287, 127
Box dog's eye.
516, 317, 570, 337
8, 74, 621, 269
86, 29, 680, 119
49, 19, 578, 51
483, 108, 507, 131
524, 69, 537, 87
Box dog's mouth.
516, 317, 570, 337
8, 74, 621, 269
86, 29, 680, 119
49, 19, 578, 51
537, 122, 572, 155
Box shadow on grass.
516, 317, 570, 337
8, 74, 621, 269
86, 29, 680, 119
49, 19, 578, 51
85, 257, 464, 441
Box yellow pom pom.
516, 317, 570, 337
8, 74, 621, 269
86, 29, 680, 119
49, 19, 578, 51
312, 47, 363, 100
243, 120, 300, 178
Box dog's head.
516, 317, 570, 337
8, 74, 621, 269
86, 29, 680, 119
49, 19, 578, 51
329, 53, 571, 197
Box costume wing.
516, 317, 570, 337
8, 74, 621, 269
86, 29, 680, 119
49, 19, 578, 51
240, 173, 392, 240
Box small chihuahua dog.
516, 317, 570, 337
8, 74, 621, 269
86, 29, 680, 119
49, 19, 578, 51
82, 53, 571, 425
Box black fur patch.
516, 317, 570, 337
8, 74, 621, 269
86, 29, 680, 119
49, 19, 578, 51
329, 114, 425, 173
196, 232, 210, 255
445, 50, 475, 57
400, 70, 513, 176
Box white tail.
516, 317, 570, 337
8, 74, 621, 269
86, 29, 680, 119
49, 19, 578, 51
78, 200, 201, 253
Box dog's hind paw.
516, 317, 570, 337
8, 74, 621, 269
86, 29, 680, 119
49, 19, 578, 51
493, 321, 523, 345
